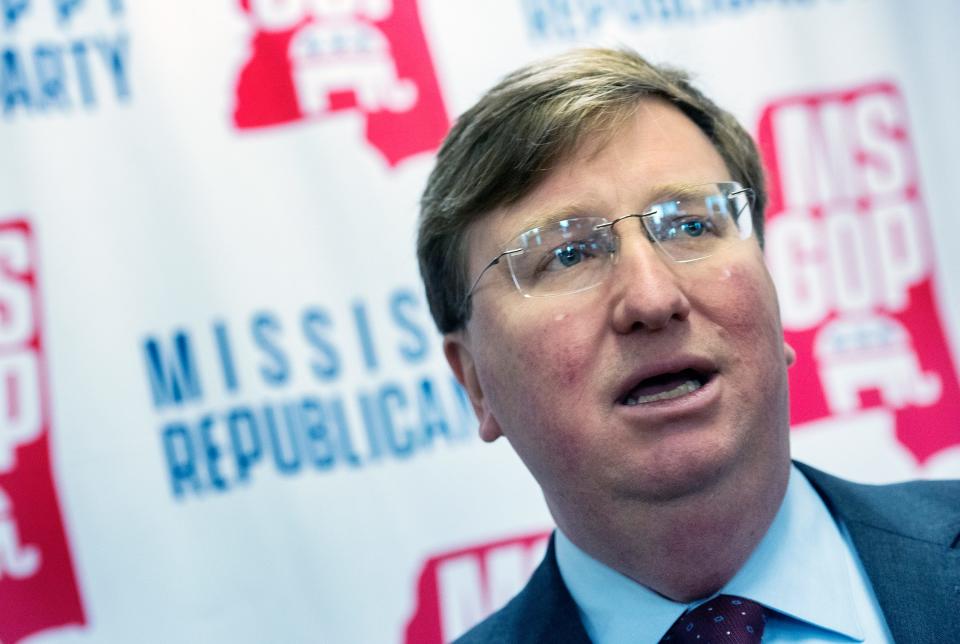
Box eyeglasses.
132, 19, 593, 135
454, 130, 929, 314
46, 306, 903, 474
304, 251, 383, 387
462, 182, 755, 314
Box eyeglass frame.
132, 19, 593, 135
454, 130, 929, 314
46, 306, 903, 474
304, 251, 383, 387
459, 182, 755, 319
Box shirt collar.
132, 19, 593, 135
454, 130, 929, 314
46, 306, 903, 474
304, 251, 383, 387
555, 464, 864, 643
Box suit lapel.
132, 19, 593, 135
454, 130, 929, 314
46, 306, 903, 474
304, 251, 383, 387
797, 462, 960, 644
511, 535, 593, 643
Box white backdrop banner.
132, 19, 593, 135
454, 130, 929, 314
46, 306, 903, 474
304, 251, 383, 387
1, 0, 958, 642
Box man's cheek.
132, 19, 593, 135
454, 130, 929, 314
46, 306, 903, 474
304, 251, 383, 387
519, 324, 595, 389
705, 262, 779, 332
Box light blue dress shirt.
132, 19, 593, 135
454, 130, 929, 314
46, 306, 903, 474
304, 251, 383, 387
555, 465, 896, 643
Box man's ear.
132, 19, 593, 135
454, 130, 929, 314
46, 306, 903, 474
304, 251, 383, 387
784, 341, 797, 367
443, 333, 503, 442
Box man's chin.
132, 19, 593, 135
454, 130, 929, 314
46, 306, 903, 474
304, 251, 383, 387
610, 453, 739, 505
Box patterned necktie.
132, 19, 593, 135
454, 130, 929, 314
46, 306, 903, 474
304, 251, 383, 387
659, 594, 767, 643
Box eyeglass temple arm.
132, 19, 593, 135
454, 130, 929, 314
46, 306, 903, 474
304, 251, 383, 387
461, 248, 523, 314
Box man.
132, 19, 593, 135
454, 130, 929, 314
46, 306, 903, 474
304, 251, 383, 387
417, 48, 960, 643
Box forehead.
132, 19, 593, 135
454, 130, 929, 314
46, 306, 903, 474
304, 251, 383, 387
466, 99, 731, 265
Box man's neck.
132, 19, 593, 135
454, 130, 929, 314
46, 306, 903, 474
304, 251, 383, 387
550, 458, 790, 602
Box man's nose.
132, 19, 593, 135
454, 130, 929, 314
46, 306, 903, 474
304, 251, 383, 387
607, 229, 692, 334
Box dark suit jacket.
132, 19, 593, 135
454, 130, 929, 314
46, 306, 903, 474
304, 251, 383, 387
454, 463, 960, 644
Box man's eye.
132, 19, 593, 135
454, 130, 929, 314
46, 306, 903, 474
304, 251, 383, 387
542, 240, 601, 271
659, 216, 717, 240
554, 243, 584, 267
680, 220, 705, 237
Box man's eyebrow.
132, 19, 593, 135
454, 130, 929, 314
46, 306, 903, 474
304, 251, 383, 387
505, 183, 719, 239
506, 201, 604, 239
643, 182, 717, 206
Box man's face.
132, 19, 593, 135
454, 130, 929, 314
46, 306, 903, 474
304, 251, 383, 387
445, 100, 794, 526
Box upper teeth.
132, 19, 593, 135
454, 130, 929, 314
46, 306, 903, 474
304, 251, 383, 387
623, 379, 701, 406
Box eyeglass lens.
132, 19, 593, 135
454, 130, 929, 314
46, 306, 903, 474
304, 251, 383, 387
505, 183, 753, 297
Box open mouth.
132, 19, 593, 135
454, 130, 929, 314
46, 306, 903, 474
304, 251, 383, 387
618, 369, 712, 406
